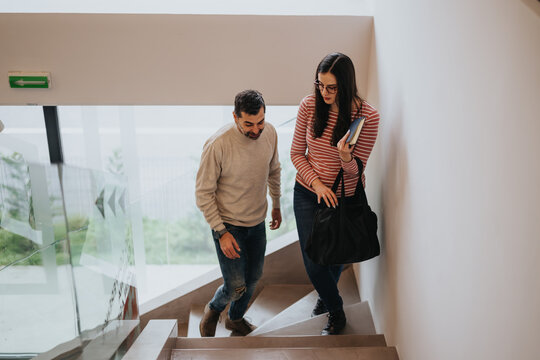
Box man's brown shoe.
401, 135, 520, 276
225, 317, 256, 336
199, 304, 221, 337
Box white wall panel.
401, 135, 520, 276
362, 1, 540, 360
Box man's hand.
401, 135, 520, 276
219, 232, 241, 259
270, 208, 282, 230
312, 179, 338, 208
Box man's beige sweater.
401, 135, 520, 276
195, 122, 281, 232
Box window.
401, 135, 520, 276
58, 105, 299, 302
0, 106, 50, 164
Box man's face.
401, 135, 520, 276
234, 106, 265, 140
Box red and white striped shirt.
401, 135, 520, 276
290, 94, 379, 197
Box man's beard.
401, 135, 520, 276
244, 128, 263, 140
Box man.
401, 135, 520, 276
195, 89, 281, 337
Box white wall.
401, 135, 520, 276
360, 1, 540, 359
0, 14, 373, 106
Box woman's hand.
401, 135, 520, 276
337, 130, 354, 163
312, 179, 338, 208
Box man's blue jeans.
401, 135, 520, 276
293, 182, 344, 313
208, 221, 266, 320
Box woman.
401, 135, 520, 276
290, 52, 379, 335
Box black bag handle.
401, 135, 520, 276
330, 168, 344, 194
328, 157, 369, 209
353, 157, 370, 210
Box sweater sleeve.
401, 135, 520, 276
342, 105, 380, 177
195, 140, 225, 232
267, 125, 281, 208
290, 97, 319, 186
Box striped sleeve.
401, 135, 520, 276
290, 97, 319, 186
343, 103, 380, 183
341, 157, 359, 176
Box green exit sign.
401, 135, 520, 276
8, 71, 51, 88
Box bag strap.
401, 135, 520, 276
330, 157, 365, 200
330, 168, 344, 194
353, 157, 370, 208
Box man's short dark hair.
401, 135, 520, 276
234, 90, 266, 118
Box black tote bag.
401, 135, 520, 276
305, 157, 380, 265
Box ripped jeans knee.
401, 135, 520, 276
230, 284, 247, 301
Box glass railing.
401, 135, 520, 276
53, 104, 301, 304
133, 174, 219, 303
0, 106, 301, 357
0, 149, 139, 358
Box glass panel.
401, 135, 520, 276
0, 159, 78, 355
0, 106, 50, 164
0, 155, 139, 356
58, 105, 299, 303
0, 240, 78, 355
0, 158, 66, 271
61, 164, 138, 337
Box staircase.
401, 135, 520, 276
124, 265, 399, 359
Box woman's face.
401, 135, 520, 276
317, 72, 338, 107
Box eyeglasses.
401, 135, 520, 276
314, 80, 338, 94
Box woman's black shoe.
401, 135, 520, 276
311, 298, 328, 317
321, 308, 346, 335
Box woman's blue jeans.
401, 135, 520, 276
293, 182, 344, 313
208, 221, 266, 321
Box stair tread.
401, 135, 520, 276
187, 284, 313, 338
244, 284, 313, 328
171, 346, 399, 360
176, 334, 386, 349
255, 301, 376, 337
250, 267, 360, 336
249, 291, 317, 336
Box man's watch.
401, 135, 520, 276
216, 228, 228, 238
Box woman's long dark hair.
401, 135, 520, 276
313, 53, 364, 146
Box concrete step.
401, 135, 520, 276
255, 301, 376, 337
250, 266, 360, 336
171, 346, 399, 360
249, 290, 317, 336
123, 319, 177, 360
243, 284, 313, 329
336, 266, 362, 304
175, 334, 387, 349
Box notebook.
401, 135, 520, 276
346, 117, 366, 145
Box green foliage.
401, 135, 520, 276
0, 215, 89, 266
0, 152, 36, 228
0, 229, 41, 265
